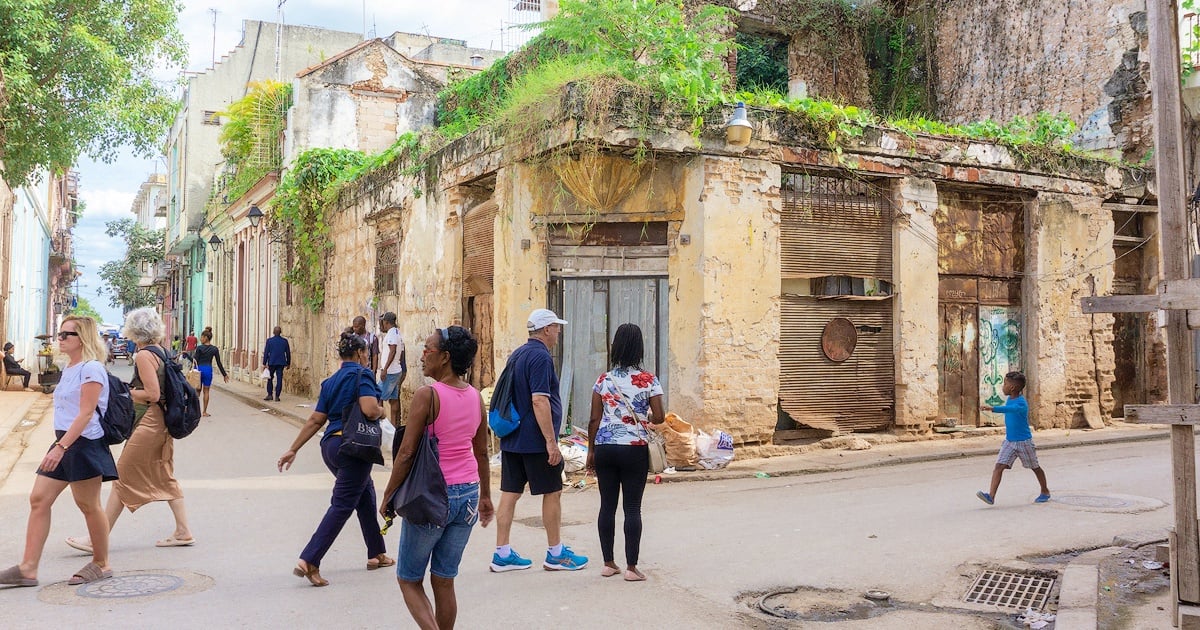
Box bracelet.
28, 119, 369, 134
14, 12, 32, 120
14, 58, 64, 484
55, 441, 68, 452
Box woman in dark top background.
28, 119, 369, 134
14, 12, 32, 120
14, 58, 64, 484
277, 332, 391, 586
192, 330, 227, 417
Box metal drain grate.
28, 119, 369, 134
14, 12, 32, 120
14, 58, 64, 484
963, 570, 1055, 610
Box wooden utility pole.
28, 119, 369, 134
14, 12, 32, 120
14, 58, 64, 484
1084, 0, 1200, 620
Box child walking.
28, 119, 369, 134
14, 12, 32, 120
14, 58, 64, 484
975, 371, 1050, 505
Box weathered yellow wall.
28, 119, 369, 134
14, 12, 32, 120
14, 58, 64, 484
492, 163, 551, 366
1027, 193, 1116, 428
672, 156, 781, 445
892, 177, 941, 431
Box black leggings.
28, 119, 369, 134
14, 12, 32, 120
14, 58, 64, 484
594, 444, 649, 566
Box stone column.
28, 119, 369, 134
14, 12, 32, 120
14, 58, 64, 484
892, 177, 940, 433
672, 156, 781, 446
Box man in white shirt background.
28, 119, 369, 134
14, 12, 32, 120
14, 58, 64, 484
377, 311, 406, 428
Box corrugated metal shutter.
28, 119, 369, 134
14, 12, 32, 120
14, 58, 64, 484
780, 172, 893, 281
779, 296, 894, 432
463, 200, 497, 296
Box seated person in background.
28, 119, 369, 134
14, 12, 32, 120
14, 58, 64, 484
3, 342, 34, 391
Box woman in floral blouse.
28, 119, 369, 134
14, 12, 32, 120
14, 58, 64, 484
586, 323, 665, 582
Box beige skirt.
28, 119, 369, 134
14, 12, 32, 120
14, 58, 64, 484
113, 403, 183, 511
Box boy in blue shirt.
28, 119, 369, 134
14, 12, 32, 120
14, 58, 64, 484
976, 371, 1050, 505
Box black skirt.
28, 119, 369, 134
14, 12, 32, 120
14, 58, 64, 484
37, 430, 118, 483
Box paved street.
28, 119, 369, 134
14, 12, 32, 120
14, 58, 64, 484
0, 375, 1179, 628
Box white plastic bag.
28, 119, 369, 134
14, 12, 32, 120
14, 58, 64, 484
559, 443, 587, 473
695, 429, 735, 470
260, 367, 270, 380
381, 421, 396, 458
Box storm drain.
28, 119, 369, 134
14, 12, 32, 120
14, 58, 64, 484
962, 570, 1055, 610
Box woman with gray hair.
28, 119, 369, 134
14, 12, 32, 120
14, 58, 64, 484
66, 307, 195, 554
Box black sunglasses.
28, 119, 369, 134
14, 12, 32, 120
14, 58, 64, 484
57, 331, 79, 340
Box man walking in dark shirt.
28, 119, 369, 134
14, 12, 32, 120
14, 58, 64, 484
262, 326, 291, 401
2, 342, 33, 391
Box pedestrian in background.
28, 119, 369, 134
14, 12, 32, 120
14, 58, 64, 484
192, 330, 228, 417
378, 312, 406, 429
976, 371, 1051, 506
381, 326, 493, 629
352, 316, 379, 372
183, 330, 198, 370
262, 326, 291, 401
0, 316, 116, 587
491, 308, 588, 572
277, 332, 392, 587
587, 323, 664, 582
66, 307, 195, 555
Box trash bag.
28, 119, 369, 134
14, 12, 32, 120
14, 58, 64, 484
559, 443, 587, 473
659, 413, 699, 468
381, 420, 396, 458
695, 429, 735, 470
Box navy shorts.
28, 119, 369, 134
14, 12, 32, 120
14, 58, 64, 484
38, 431, 118, 483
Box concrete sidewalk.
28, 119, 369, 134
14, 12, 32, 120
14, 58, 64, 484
212, 373, 1173, 482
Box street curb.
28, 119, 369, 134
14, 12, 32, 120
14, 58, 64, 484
218, 384, 1172, 484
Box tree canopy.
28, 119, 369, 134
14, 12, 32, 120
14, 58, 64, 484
0, 0, 187, 186
97, 218, 165, 311
66, 296, 102, 322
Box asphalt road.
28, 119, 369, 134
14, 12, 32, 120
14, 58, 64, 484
0, 376, 1178, 628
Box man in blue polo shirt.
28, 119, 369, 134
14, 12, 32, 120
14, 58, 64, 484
490, 308, 588, 572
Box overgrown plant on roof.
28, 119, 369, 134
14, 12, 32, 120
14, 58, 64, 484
217, 80, 293, 203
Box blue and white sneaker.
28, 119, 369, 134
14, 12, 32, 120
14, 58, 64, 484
544, 545, 589, 571
490, 549, 533, 572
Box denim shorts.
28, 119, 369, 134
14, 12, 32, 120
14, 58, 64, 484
380, 372, 402, 401
396, 482, 480, 581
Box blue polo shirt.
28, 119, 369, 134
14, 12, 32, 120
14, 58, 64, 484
315, 362, 380, 439
499, 339, 562, 454
993, 395, 1031, 442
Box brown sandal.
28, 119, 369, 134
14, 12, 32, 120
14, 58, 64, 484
366, 554, 395, 570
68, 562, 112, 585
293, 561, 328, 587
0, 565, 37, 587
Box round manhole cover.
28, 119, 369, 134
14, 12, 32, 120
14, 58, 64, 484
77, 573, 184, 598
1048, 492, 1165, 514
38, 570, 214, 606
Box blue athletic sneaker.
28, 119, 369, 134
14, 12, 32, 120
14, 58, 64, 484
976, 491, 994, 505
544, 545, 589, 571
490, 550, 533, 572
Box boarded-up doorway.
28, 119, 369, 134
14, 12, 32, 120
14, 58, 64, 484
463, 199, 498, 389
936, 190, 1025, 427
548, 223, 669, 431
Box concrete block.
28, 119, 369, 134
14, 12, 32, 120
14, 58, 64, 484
1059, 564, 1099, 609
1157, 544, 1171, 564
1055, 608, 1098, 630
1112, 529, 1170, 549
1182, 604, 1200, 630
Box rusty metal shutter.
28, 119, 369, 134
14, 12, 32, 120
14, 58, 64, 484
781, 172, 893, 281
779, 296, 894, 432
463, 200, 497, 296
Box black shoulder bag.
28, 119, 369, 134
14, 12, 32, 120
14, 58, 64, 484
386, 387, 449, 527
337, 367, 385, 466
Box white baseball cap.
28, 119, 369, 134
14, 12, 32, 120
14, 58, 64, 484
527, 308, 567, 331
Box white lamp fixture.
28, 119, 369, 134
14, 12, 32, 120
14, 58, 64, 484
725, 102, 753, 147
247, 205, 264, 228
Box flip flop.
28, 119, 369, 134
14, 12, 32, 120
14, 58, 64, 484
156, 536, 196, 548
600, 565, 620, 577
0, 565, 37, 587
1035, 494, 1051, 503
65, 537, 94, 554
67, 562, 111, 585
624, 568, 646, 582
366, 554, 395, 570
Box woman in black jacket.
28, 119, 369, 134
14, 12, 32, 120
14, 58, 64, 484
191, 330, 228, 417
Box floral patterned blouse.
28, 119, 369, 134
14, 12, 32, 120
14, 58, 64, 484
592, 367, 664, 446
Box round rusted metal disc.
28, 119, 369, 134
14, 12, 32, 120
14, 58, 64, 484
821, 317, 858, 362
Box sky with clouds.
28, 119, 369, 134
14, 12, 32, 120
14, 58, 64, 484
76, 0, 521, 326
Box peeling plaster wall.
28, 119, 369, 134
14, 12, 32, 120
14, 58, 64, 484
933, 0, 1149, 159
492, 163, 552, 367
892, 177, 941, 430
674, 156, 781, 445
1027, 194, 1117, 428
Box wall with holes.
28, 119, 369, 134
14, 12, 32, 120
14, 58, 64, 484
933, 0, 1150, 160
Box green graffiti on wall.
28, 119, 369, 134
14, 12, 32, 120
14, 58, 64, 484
979, 306, 1021, 407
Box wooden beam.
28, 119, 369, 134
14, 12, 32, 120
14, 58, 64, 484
1082, 294, 1200, 313
1148, 0, 1200, 603
1127, 405, 1200, 424
1103, 202, 1160, 214
1114, 235, 1153, 247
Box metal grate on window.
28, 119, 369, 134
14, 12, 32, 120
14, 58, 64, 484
201, 110, 221, 126
962, 570, 1055, 610
375, 236, 399, 294
781, 172, 892, 229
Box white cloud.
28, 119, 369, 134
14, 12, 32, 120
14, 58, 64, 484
79, 189, 136, 221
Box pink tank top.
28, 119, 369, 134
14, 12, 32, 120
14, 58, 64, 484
430, 381, 483, 486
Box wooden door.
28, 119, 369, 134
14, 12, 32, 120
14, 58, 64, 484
938, 303, 979, 426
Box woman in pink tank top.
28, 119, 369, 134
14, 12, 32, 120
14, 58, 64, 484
381, 325, 493, 629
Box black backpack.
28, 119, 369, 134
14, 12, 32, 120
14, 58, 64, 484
144, 346, 202, 439
95, 363, 136, 445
